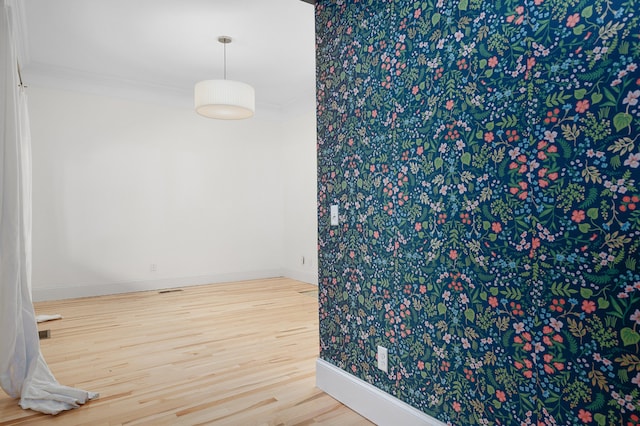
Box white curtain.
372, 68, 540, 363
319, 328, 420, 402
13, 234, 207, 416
0, 0, 98, 414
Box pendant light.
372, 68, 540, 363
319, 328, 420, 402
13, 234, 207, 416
195, 36, 255, 120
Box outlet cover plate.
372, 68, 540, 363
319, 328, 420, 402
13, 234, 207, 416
330, 204, 339, 226
377, 345, 388, 373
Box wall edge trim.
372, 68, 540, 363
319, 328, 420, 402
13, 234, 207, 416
32, 269, 284, 302
315, 358, 446, 426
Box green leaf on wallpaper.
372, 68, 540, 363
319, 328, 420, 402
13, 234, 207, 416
435, 157, 444, 169
479, 59, 487, 69
502, 287, 523, 300
594, 413, 606, 426
603, 88, 618, 105
546, 91, 570, 107
485, 69, 494, 78
614, 112, 633, 131
483, 221, 491, 230
587, 207, 599, 220
626, 257, 637, 270
597, 297, 610, 309
581, 5, 593, 18
619, 369, 629, 382
475, 130, 484, 139
551, 282, 577, 297
502, 329, 514, 349
573, 24, 585, 35
591, 92, 603, 104
580, 288, 594, 299
461, 152, 471, 165
578, 223, 591, 233
486, 122, 494, 131
585, 272, 615, 285
480, 291, 487, 301
621, 327, 640, 346
574, 88, 587, 100
611, 155, 622, 169
489, 287, 499, 296
437, 302, 447, 315
587, 393, 606, 411
478, 272, 496, 282
620, 40, 630, 55
458, 0, 468, 11
498, 114, 517, 128
358, 294, 365, 304
544, 392, 560, 404
610, 297, 625, 318
478, 43, 491, 58
464, 308, 475, 322
432, 12, 441, 25
567, 334, 579, 354
489, 233, 497, 242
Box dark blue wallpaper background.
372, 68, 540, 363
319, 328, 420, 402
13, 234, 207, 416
316, 0, 640, 424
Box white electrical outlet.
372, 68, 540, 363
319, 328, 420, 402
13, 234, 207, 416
377, 345, 388, 373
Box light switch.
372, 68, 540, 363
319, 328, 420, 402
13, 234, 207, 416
330, 204, 339, 226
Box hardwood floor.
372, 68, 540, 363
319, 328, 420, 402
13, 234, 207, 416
0, 278, 373, 425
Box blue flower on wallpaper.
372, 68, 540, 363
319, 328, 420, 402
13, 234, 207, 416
316, 0, 640, 424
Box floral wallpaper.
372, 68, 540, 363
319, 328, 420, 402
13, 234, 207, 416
316, 0, 640, 424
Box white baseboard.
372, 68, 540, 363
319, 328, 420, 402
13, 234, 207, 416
31, 269, 284, 302
282, 267, 318, 285
316, 358, 445, 426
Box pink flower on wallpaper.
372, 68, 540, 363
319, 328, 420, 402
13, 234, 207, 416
566, 13, 580, 27
578, 409, 592, 423
575, 99, 590, 113
632, 372, 640, 387
571, 210, 586, 223
581, 300, 596, 314
623, 89, 640, 106
624, 153, 640, 168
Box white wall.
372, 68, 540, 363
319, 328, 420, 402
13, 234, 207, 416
28, 86, 315, 301
281, 96, 318, 285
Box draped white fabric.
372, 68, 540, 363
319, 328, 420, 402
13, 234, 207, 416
0, 0, 98, 414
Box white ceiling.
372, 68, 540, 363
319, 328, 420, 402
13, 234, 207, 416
19, 0, 316, 111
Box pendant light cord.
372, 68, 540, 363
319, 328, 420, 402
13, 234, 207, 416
223, 41, 227, 80
218, 36, 232, 80
217, 36, 232, 81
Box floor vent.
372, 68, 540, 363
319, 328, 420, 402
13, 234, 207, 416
158, 288, 184, 294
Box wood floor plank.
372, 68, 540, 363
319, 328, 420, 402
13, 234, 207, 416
0, 278, 372, 425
